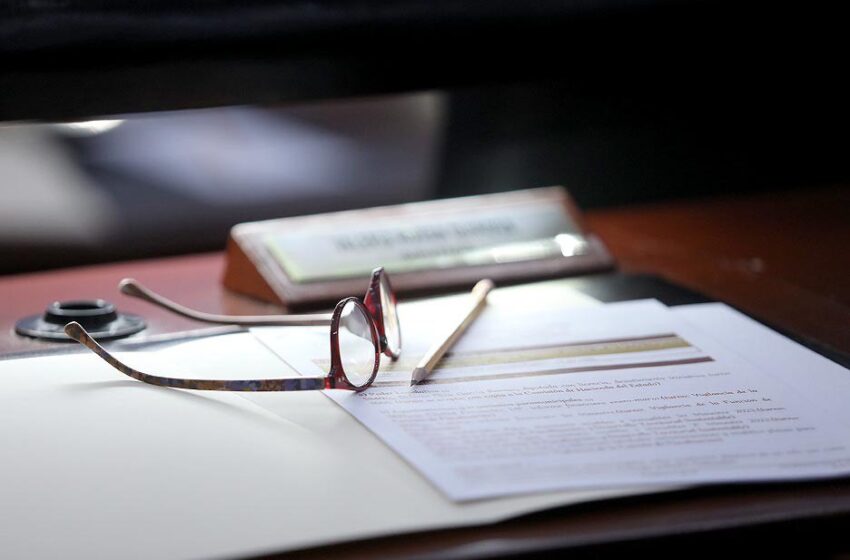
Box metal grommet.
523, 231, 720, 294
15, 299, 146, 341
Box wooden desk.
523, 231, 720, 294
585, 185, 850, 359
1, 186, 849, 556
2, 186, 847, 359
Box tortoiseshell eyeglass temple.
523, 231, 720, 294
71, 270, 396, 392
64, 322, 328, 391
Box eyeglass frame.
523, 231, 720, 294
64, 267, 400, 392
118, 266, 401, 360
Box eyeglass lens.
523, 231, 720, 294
379, 273, 401, 356
338, 300, 378, 388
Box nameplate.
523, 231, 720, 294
224, 187, 614, 307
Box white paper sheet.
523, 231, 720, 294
255, 299, 850, 501
0, 321, 669, 559
672, 303, 850, 427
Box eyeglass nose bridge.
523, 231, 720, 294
362, 266, 401, 360
363, 268, 384, 323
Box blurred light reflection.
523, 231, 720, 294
53, 119, 124, 136
554, 233, 588, 257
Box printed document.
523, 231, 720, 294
254, 298, 850, 501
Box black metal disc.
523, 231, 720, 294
15, 300, 146, 341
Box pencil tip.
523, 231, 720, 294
410, 367, 426, 386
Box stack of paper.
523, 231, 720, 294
252, 287, 850, 502
2, 279, 850, 558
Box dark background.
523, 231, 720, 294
1, 0, 847, 274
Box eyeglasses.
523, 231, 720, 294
64, 267, 401, 392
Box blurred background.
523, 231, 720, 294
1, 0, 848, 275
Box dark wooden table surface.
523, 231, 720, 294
584, 185, 850, 359
1, 185, 849, 556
